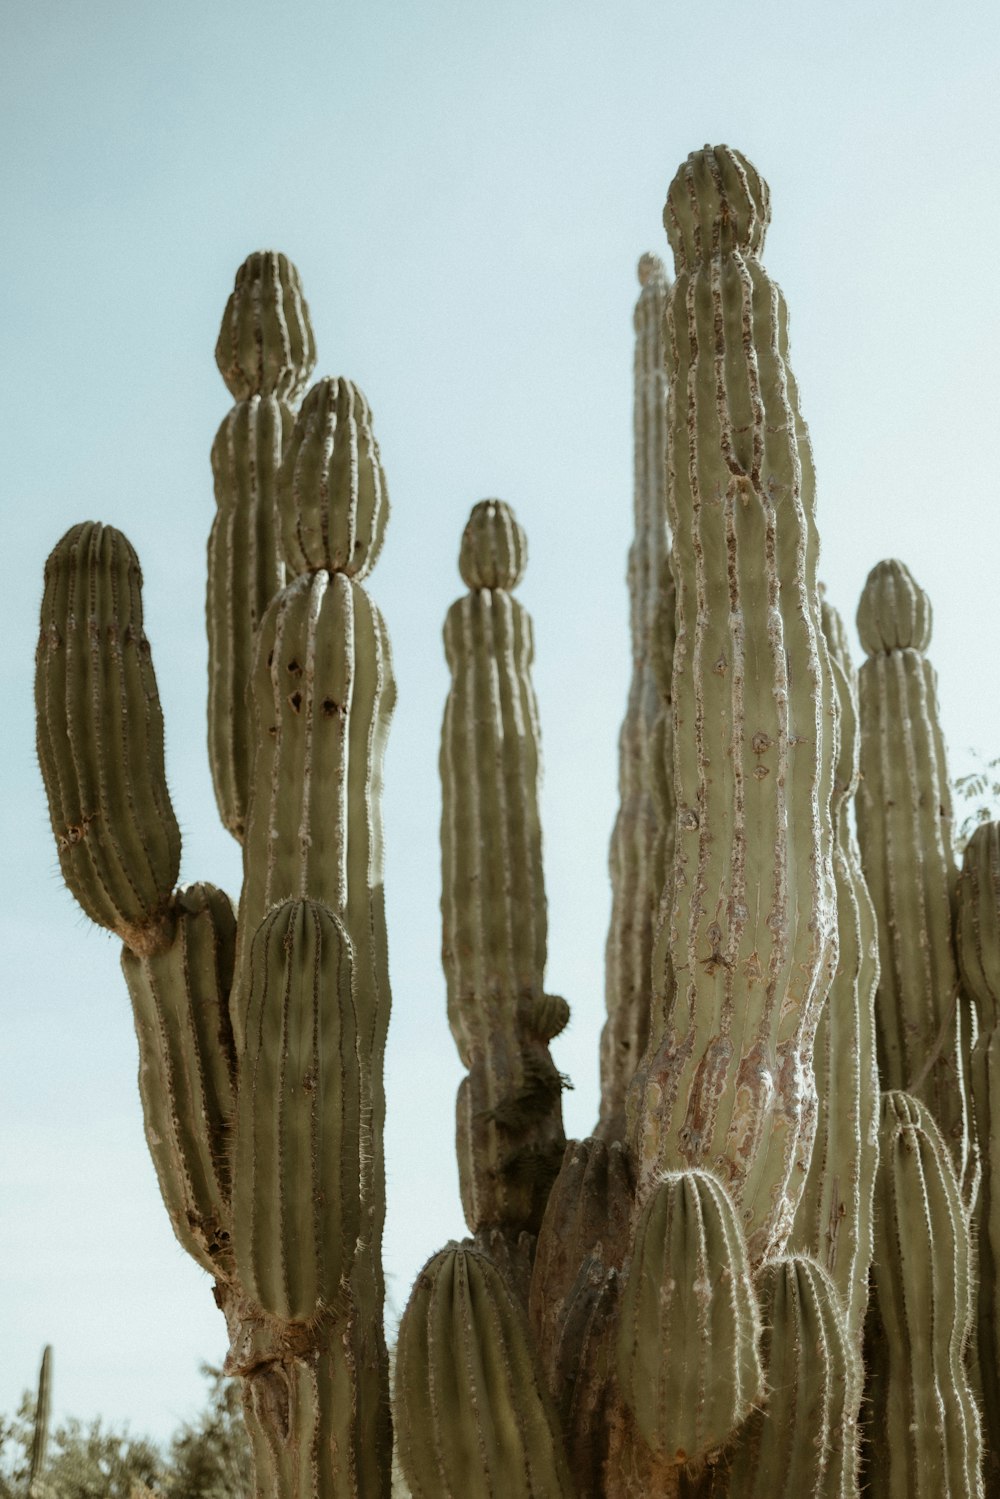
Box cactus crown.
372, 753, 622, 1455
636, 251, 667, 288
856, 558, 932, 655
215, 250, 317, 402
458, 498, 528, 590
663, 144, 770, 270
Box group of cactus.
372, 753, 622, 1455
33, 143, 1000, 1497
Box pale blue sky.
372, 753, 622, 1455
3, 0, 1000, 1444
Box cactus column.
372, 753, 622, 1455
628, 144, 838, 1265
440, 499, 568, 1242
597, 254, 672, 1142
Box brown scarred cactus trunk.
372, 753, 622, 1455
628, 144, 838, 1266
597, 254, 672, 1143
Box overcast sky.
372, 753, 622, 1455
3, 0, 1000, 1446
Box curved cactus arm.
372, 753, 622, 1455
394, 1242, 576, 1499
865, 1090, 983, 1498
440, 500, 567, 1239
616, 1168, 763, 1469
121, 882, 238, 1276
597, 256, 672, 1142
790, 596, 879, 1359
35, 522, 181, 956
855, 559, 974, 1182
717, 1255, 859, 1499
207, 253, 316, 842
628, 144, 838, 1266
957, 821, 1000, 1485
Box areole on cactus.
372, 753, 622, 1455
34, 144, 995, 1499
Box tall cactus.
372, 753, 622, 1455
628, 144, 838, 1266
208, 251, 317, 840
855, 559, 972, 1173
27, 1345, 52, 1499
790, 597, 879, 1354
597, 253, 672, 1142
439, 499, 568, 1240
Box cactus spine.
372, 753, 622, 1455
208, 251, 316, 841
440, 499, 567, 1238
957, 821, 1000, 1486
790, 597, 879, 1353
856, 560, 973, 1175
597, 254, 672, 1142
866, 1090, 983, 1497
628, 144, 838, 1265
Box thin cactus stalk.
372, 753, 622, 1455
957, 821, 1000, 1491
597, 254, 672, 1143
790, 596, 879, 1356
439, 499, 568, 1240
628, 144, 838, 1267
26, 1345, 52, 1499
855, 559, 975, 1180
207, 250, 316, 841
866, 1089, 983, 1498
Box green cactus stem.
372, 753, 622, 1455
957, 821, 1000, 1489
36, 522, 180, 957
855, 559, 973, 1176
121, 882, 238, 1276
616, 1168, 762, 1468
597, 255, 672, 1143
717, 1256, 858, 1498
440, 499, 568, 1238
529, 1137, 636, 1496
394, 1241, 576, 1499
207, 251, 316, 841
280, 376, 388, 580
628, 144, 838, 1266
27, 1344, 52, 1499
866, 1090, 983, 1498
790, 597, 879, 1356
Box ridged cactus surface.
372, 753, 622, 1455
36, 521, 181, 956
866, 1090, 982, 1497
394, 1242, 575, 1499
718, 1256, 858, 1498
628, 144, 837, 1265
790, 597, 879, 1352
122, 881, 238, 1275
616, 1168, 762, 1466
441, 500, 567, 1236
598, 254, 672, 1142
856, 559, 971, 1171
957, 821, 1000, 1485
207, 251, 316, 840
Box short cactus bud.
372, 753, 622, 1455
394, 1242, 575, 1499
122, 882, 238, 1274
616, 1168, 763, 1465
280, 376, 388, 580
214, 250, 316, 402
457, 498, 527, 591
231, 899, 362, 1323
855, 558, 932, 655
35, 522, 180, 956
721, 1256, 858, 1499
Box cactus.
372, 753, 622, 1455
628, 144, 838, 1268
26, 1345, 52, 1499
35, 150, 999, 1497
855, 559, 973, 1176
866, 1090, 983, 1497
957, 821, 1000, 1487
597, 254, 672, 1143
790, 597, 879, 1354
439, 499, 568, 1239
207, 250, 316, 841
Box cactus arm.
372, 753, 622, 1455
35, 522, 180, 956
597, 256, 672, 1141
628, 145, 837, 1265
440, 500, 567, 1239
